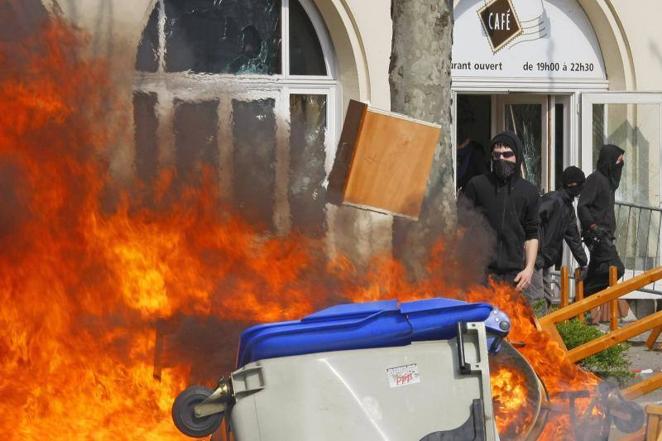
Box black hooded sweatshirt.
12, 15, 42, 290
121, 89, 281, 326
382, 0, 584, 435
578, 144, 625, 236
462, 131, 540, 274
537, 189, 588, 269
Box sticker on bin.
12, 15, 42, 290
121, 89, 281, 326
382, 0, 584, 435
386, 364, 421, 388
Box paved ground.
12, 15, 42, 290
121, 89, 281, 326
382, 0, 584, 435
596, 324, 662, 440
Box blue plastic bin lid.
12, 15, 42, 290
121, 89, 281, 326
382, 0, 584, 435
236, 297, 495, 367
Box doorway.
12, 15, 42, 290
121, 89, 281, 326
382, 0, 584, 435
456, 93, 571, 193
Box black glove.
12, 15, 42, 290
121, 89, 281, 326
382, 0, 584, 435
577, 266, 588, 281
584, 225, 610, 251
591, 224, 611, 240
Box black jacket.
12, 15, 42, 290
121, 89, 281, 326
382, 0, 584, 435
537, 189, 588, 269
462, 131, 540, 274
578, 145, 625, 237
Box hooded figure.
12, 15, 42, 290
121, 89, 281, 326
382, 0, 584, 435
578, 144, 625, 239
461, 131, 540, 301
578, 144, 627, 322
530, 167, 589, 308
486, 131, 526, 183
537, 166, 588, 270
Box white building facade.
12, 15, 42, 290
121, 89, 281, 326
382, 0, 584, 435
44, 0, 662, 277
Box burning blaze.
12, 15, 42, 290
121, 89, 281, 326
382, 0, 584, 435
0, 21, 328, 440
491, 367, 533, 435
0, 19, 602, 441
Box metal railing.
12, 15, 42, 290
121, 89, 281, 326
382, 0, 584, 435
548, 201, 662, 300
615, 201, 662, 295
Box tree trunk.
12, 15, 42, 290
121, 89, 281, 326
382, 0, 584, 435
389, 0, 455, 280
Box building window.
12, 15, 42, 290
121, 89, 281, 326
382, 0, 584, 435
133, 0, 337, 235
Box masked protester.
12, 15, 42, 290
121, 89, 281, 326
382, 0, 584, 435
461, 131, 540, 304
531, 167, 589, 311
578, 144, 628, 324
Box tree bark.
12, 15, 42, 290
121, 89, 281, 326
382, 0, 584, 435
389, 0, 455, 280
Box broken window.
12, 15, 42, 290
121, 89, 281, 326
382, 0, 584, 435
134, 0, 336, 236
136, 0, 283, 75
136, 0, 328, 77
164, 0, 282, 74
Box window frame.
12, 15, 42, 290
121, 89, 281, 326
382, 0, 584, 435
133, 0, 340, 235
136, 0, 336, 81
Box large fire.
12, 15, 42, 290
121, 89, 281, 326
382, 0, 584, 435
0, 20, 602, 440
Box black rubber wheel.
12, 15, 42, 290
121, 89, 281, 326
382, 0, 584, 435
613, 401, 645, 433
172, 386, 223, 438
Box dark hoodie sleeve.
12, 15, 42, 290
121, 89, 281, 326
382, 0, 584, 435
564, 210, 588, 267
524, 190, 540, 241
577, 174, 598, 231
538, 194, 554, 225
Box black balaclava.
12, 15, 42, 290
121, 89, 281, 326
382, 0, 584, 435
596, 144, 625, 190
561, 166, 586, 198
490, 131, 524, 182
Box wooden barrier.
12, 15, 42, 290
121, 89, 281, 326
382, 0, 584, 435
560, 266, 570, 308
645, 403, 662, 441
647, 327, 662, 350
623, 373, 662, 401
610, 266, 619, 331
539, 267, 662, 328
575, 267, 585, 322
567, 310, 662, 362
539, 267, 662, 402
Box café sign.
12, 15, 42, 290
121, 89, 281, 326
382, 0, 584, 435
477, 0, 522, 53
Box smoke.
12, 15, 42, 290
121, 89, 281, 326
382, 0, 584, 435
435, 196, 496, 289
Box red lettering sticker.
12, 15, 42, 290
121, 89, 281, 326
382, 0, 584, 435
386, 364, 421, 388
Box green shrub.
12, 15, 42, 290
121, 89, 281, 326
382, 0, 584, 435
556, 319, 633, 381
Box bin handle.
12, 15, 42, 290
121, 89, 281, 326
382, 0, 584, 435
456, 321, 484, 375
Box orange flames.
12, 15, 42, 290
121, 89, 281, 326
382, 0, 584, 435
0, 20, 602, 441
491, 367, 533, 436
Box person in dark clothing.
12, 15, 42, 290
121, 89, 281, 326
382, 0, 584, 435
456, 138, 488, 191
531, 166, 589, 307
462, 131, 540, 299
578, 144, 628, 323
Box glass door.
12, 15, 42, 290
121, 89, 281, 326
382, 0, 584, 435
581, 93, 662, 286
496, 95, 549, 191
581, 93, 662, 207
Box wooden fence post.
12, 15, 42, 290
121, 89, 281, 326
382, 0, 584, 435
647, 327, 662, 350
561, 266, 569, 308
575, 267, 585, 322
610, 266, 619, 331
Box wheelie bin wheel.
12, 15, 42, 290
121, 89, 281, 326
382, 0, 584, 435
172, 386, 223, 438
